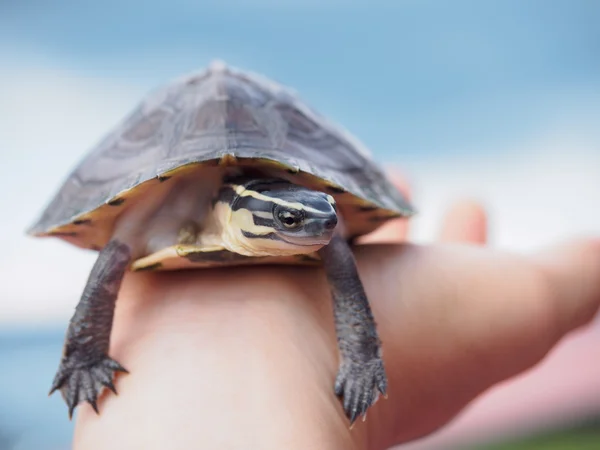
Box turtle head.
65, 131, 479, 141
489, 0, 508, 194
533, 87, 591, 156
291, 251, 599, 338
215, 179, 338, 257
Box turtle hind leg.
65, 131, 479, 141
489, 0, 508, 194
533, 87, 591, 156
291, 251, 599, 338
318, 234, 387, 425
50, 239, 132, 418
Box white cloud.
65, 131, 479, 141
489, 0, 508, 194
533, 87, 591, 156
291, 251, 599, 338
407, 131, 600, 251
0, 63, 145, 324
0, 58, 598, 324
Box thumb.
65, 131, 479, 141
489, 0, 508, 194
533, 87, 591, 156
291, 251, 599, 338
533, 237, 600, 336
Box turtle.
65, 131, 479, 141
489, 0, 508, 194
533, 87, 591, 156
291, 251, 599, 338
28, 60, 415, 424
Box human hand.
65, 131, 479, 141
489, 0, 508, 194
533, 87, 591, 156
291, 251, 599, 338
73, 177, 600, 450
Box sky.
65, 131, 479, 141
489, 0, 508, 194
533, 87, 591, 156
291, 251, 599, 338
0, 0, 599, 323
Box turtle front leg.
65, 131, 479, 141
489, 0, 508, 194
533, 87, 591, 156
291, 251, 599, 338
50, 239, 132, 418
318, 234, 387, 425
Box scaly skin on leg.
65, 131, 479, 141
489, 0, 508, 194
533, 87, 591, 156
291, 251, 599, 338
318, 234, 387, 425
50, 240, 132, 418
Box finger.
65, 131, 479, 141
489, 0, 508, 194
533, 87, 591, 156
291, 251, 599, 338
359, 171, 412, 244
356, 239, 600, 448
438, 200, 488, 244
533, 237, 600, 335
359, 217, 410, 244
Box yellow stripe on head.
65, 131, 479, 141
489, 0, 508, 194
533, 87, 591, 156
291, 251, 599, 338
215, 178, 338, 257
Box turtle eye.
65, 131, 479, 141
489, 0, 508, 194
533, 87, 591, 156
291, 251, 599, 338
275, 207, 304, 229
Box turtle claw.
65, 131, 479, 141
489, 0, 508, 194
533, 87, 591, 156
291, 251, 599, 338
50, 353, 128, 419
335, 357, 387, 426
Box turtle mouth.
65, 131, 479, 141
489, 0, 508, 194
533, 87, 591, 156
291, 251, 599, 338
278, 229, 335, 247
278, 211, 338, 247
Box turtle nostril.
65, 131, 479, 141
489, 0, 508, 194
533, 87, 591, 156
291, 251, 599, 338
324, 215, 338, 230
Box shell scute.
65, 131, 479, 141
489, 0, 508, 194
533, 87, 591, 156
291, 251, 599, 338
29, 61, 414, 250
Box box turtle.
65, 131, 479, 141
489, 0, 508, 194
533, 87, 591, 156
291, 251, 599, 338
28, 61, 415, 424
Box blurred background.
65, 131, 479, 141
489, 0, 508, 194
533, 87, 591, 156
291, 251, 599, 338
0, 0, 599, 448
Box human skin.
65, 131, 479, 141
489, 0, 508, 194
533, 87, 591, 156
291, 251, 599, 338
72, 192, 600, 450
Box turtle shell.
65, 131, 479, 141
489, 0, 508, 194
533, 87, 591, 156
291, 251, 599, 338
28, 60, 415, 250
